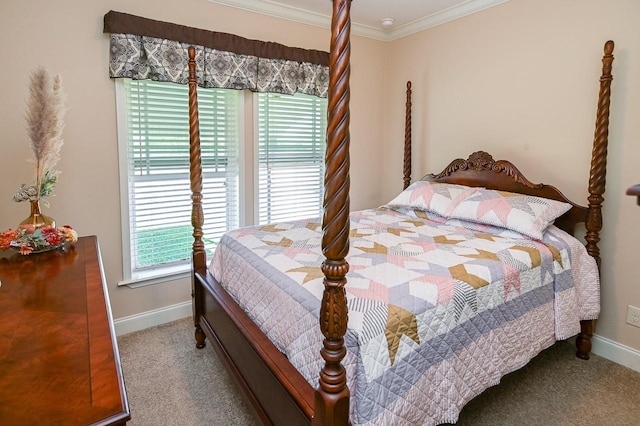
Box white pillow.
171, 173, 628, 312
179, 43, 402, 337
385, 181, 477, 218
446, 188, 572, 240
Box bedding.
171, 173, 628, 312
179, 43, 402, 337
209, 204, 599, 425
387, 182, 573, 240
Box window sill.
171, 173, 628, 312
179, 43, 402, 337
117, 264, 192, 288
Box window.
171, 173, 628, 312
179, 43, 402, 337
257, 93, 327, 224
117, 79, 240, 285
117, 80, 327, 286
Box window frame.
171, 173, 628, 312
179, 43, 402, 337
115, 80, 244, 287
253, 91, 327, 225
115, 81, 327, 288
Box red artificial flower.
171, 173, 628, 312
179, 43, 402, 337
0, 229, 19, 250
41, 226, 62, 245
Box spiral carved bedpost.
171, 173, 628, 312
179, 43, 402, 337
188, 46, 207, 348
577, 40, 614, 360
188, 47, 206, 272
403, 81, 412, 190
313, 1, 352, 425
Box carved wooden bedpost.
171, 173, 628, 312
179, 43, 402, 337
403, 81, 412, 189
188, 46, 207, 273
188, 46, 207, 349
577, 40, 614, 360
314, 0, 351, 425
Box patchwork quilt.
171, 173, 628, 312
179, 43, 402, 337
209, 206, 600, 425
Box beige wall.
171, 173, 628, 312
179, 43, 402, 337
1, 0, 638, 355
0, 0, 385, 319
383, 0, 640, 352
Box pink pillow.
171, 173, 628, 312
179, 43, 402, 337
447, 188, 572, 240
385, 181, 477, 217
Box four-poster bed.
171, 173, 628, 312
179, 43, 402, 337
188, 1, 614, 424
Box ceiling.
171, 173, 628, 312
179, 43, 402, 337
208, 0, 510, 41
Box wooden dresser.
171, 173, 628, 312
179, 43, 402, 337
0, 236, 130, 425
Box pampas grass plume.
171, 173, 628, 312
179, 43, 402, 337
24, 67, 66, 199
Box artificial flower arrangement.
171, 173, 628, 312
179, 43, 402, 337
0, 67, 76, 255
0, 225, 78, 256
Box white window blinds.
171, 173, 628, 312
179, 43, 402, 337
257, 92, 327, 224
122, 79, 239, 275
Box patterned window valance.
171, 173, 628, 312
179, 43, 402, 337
103, 11, 330, 97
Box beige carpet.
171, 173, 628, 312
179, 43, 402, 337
117, 318, 640, 425
117, 318, 254, 425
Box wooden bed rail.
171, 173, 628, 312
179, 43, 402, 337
315, 1, 352, 424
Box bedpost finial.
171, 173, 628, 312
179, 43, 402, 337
188, 45, 196, 59
407, 81, 412, 90
604, 40, 614, 55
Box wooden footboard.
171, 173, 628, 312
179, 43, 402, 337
193, 270, 314, 425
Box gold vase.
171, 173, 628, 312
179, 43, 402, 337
20, 200, 55, 230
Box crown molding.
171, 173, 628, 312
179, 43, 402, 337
386, 0, 510, 41
207, 0, 510, 42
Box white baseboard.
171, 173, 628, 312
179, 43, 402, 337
114, 300, 192, 336
113, 302, 640, 374
592, 333, 640, 373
